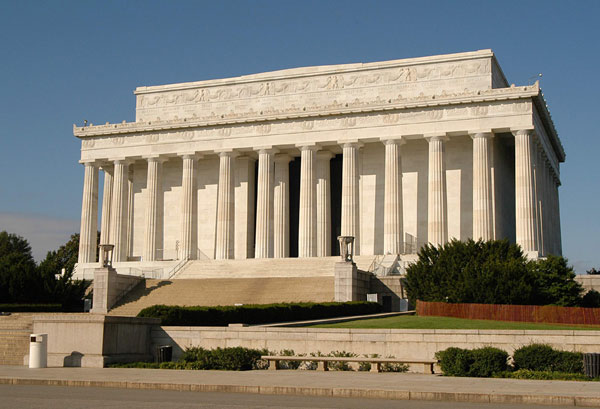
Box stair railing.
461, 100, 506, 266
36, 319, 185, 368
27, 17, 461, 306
166, 258, 189, 280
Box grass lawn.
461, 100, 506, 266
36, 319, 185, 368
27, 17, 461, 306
309, 315, 600, 331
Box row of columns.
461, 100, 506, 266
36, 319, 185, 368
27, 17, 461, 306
77, 130, 561, 263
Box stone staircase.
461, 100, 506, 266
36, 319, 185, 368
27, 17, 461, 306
109, 276, 335, 317
0, 314, 33, 366
173, 255, 375, 279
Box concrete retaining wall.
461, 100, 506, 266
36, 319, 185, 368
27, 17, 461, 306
576, 275, 600, 293
152, 326, 600, 365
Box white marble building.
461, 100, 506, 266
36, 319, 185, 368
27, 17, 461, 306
74, 50, 564, 279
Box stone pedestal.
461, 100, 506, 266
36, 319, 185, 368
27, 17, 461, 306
334, 261, 369, 302
91, 267, 142, 314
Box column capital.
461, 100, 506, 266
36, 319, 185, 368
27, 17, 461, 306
143, 155, 169, 163
380, 137, 406, 146
110, 157, 134, 165
511, 128, 534, 138
274, 153, 293, 163
296, 143, 320, 151
178, 152, 202, 160
424, 133, 449, 142
469, 131, 494, 139
338, 141, 364, 149
255, 147, 279, 155
316, 150, 334, 160
216, 150, 240, 158
78, 159, 99, 167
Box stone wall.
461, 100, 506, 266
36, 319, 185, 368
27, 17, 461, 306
576, 275, 600, 293
152, 326, 600, 369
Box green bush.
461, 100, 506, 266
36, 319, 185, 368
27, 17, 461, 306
512, 344, 583, 374
581, 290, 600, 308
405, 239, 586, 307
0, 304, 63, 312
495, 369, 599, 381
179, 347, 266, 370
137, 301, 382, 326
436, 347, 508, 377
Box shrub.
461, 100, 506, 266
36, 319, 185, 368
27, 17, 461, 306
179, 347, 266, 370
277, 349, 302, 370
581, 290, 600, 308
137, 301, 382, 326
0, 304, 62, 312
436, 346, 508, 377
528, 255, 583, 306
512, 344, 583, 374
328, 351, 357, 371
495, 369, 599, 381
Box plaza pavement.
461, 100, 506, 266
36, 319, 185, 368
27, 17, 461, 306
0, 366, 599, 407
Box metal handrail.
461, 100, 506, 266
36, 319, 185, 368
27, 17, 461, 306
166, 258, 189, 280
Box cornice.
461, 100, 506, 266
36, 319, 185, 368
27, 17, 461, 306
532, 91, 565, 162
74, 84, 539, 138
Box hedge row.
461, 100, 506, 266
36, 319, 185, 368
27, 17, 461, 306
0, 303, 63, 312
137, 301, 382, 326
436, 344, 585, 378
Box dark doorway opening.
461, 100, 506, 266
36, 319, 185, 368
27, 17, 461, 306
289, 157, 301, 257
330, 153, 343, 256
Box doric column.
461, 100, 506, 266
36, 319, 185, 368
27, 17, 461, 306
215, 151, 237, 260
180, 154, 198, 260
234, 156, 256, 259
298, 145, 318, 257
143, 156, 163, 262
126, 167, 134, 260
110, 159, 129, 262
471, 132, 494, 241
341, 142, 361, 254
273, 154, 291, 258
316, 151, 333, 257
382, 138, 405, 254
99, 165, 113, 246
78, 161, 99, 263
255, 148, 276, 258
513, 129, 538, 254
426, 134, 448, 247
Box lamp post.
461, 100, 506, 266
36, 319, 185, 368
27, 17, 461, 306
98, 244, 114, 267
337, 236, 355, 262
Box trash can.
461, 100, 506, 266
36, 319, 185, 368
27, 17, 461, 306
583, 353, 600, 378
29, 334, 48, 368
157, 345, 172, 363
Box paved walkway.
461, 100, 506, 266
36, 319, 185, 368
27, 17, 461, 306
0, 366, 599, 407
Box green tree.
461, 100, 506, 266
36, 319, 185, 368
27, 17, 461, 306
37, 233, 94, 309
528, 255, 583, 306
0, 231, 42, 303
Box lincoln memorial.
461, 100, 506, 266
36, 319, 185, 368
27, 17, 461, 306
73, 50, 564, 280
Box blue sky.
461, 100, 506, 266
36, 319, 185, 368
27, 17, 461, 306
0, 0, 598, 271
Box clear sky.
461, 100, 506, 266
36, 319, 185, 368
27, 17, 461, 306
0, 0, 598, 271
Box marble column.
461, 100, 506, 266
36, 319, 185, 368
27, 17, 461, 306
234, 156, 256, 259
472, 132, 494, 241
143, 156, 163, 262
383, 138, 405, 255
255, 148, 276, 258
298, 145, 318, 258
99, 165, 113, 246
180, 154, 197, 260
426, 135, 448, 247
110, 159, 129, 262
513, 129, 538, 254
316, 151, 333, 257
341, 142, 361, 254
215, 151, 236, 260
78, 161, 99, 263
273, 154, 291, 258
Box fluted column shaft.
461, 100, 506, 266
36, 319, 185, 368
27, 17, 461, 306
273, 154, 291, 258
180, 155, 197, 260
383, 139, 404, 255
298, 146, 318, 257
255, 149, 275, 258
427, 135, 448, 246
110, 160, 129, 262
316, 151, 333, 257
215, 152, 236, 259
78, 162, 99, 263
99, 166, 113, 246
514, 129, 538, 254
341, 143, 360, 254
143, 157, 162, 262
472, 132, 494, 241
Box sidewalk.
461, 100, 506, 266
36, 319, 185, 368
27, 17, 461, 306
0, 366, 599, 407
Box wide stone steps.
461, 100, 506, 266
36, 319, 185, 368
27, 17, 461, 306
0, 314, 33, 366
109, 276, 335, 317
174, 255, 375, 279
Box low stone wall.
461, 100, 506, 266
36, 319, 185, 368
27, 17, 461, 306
152, 326, 600, 370
92, 267, 143, 314
27, 314, 159, 367
576, 275, 600, 293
